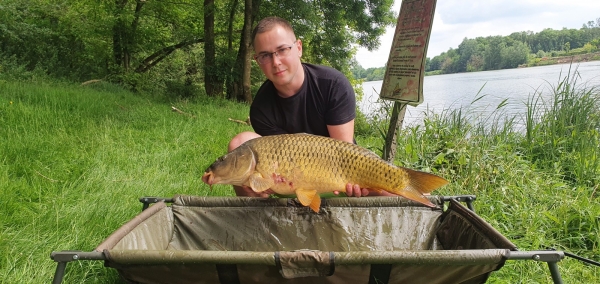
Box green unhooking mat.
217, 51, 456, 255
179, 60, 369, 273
50, 195, 565, 284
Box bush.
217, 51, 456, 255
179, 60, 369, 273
536, 50, 546, 58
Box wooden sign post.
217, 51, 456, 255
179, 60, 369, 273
381, 0, 437, 161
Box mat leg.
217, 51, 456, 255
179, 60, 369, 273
52, 262, 67, 284
548, 262, 563, 284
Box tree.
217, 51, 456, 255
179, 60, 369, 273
484, 36, 506, 70
0, 0, 114, 80
440, 48, 460, 73
466, 54, 484, 72
227, 0, 258, 102
351, 63, 367, 80
457, 38, 480, 72
115, 1, 205, 74
204, 0, 222, 97
501, 41, 530, 68
426, 54, 444, 72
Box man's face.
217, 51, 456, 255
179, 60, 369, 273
253, 25, 303, 93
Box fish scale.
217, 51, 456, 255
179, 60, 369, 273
202, 133, 448, 212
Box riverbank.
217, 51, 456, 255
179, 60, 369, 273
519, 51, 600, 68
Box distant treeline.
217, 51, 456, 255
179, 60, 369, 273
353, 18, 600, 81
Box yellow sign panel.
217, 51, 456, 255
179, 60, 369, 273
380, 0, 437, 105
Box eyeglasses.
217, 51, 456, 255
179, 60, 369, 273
254, 42, 296, 65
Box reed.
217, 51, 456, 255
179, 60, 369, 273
523, 66, 600, 186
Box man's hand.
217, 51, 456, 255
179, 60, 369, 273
334, 183, 400, 197
234, 185, 274, 197
333, 183, 369, 197
344, 183, 370, 197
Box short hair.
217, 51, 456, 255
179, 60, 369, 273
251, 17, 296, 47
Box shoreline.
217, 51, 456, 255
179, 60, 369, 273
518, 51, 600, 68
413, 52, 600, 78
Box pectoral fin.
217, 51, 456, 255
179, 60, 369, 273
295, 188, 321, 212
248, 172, 274, 192
309, 194, 322, 213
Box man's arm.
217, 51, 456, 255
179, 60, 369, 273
327, 119, 355, 144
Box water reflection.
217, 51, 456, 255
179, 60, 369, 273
360, 61, 600, 128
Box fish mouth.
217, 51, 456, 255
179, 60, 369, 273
202, 171, 214, 185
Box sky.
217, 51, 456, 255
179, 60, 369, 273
355, 0, 600, 68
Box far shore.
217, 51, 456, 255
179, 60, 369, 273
416, 52, 600, 77
518, 51, 600, 68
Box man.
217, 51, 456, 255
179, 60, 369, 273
229, 16, 395, 198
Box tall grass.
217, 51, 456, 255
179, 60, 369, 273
1, 74, 599, 283
523, 68, 600, 186
0, 80, 251, 283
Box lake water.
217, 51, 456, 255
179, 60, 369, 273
360, 61, 600, 128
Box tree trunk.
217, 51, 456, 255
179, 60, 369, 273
113, 0, 128, 69
228, 0, 259, 103
203, 0, 223, 97
112, 0, 145, 72
227, 0, 239, 52
240, 0, 253, 103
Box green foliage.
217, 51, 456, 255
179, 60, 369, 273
0, 0, 115, 87
0, 0, 395, 101
355, 97, 393, 143
581, 43, 598, 53
351, 65, 387, 82
0, 54, 50, 82
425, 20, 600, 74
536, 50, 546, 58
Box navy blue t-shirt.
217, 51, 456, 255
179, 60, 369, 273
250, 63, 356, 137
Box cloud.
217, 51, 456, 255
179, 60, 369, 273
435, 0, 557, 25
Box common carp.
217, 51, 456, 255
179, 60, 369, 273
202, 133, 448, 212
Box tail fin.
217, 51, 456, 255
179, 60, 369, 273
403, 168, 448, 194
394, 168, 448, 207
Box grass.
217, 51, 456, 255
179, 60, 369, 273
0, 80, 252, 282
1, 73, 599, 283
